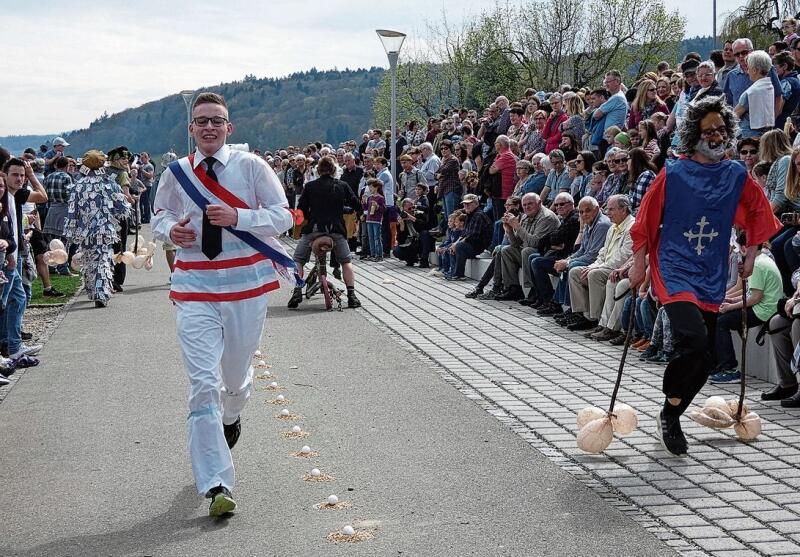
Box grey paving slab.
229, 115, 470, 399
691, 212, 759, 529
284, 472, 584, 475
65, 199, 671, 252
0, 237, 678, 556
346, 252, 800, 556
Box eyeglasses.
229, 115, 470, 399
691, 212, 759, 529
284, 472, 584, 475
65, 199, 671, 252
192, 116, 229, 127
534, 117, 546, 120
701, 125, 728, 139
647, 88, 656, 92
593, 171, 607, 175
614, 157, 629, 163
697, 73, 714, 79
739, 149, 757, 155
576, 159, 584, 163
552, 202, 571, 207
734, 50, 751, 58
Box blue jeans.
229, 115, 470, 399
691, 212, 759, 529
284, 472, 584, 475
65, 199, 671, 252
0, 265, 26, 355
366, 222, 383, 257
636, 297, 656, 338
770, 227, 796, 294
530, 255, 557, 302
439, 191, 461, 232
453, 242, 480, 277
489, 219, 503, 251
439, 250, 454, 275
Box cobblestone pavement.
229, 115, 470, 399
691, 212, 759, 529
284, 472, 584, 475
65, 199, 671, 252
334, 251, 800, 557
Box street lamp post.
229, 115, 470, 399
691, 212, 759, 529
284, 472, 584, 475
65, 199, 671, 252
376, 29, 406, 179
180, 89, 195, 156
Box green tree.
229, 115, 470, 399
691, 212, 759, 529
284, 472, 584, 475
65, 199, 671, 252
721, 0, 799, 46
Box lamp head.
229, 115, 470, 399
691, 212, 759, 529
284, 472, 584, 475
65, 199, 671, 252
376, 29, 406, 54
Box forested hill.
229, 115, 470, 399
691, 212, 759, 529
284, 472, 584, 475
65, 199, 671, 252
59, 67, 384, 157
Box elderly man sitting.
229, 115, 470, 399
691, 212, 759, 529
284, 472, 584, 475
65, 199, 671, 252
565, 194, 635, 331
494, 192, 559, 300
523, 192, 580, 307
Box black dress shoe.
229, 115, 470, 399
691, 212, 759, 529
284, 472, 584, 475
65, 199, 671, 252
568, 317, 599, 331
519, 297, 539, 306
494, 287, 524, 301
762, 383, 798, 401
780, 391, 800, 407
465, 287, 483, 299
537, 302, 562, 315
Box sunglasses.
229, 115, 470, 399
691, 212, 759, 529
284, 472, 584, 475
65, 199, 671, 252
552, 202, 570, 207
739, 149, 757, 155
647, 88, 656, 92
734, 50, 751, 58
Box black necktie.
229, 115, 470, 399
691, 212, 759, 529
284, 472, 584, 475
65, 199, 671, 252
202, 156, 223, 260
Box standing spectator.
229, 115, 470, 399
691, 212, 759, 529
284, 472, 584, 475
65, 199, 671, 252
340, 153, 363, 198
361, 179, 386, 261
435, 140, 462, 233
488, 135, 518, 221
692, 61, 724, 102
374, 157, 396, 256
784, 18, 799, 46
138, 152, 155, 224
42, 156, 74, 282
521, 110, 547, 158
44, 137, 69, 176
735, 50, 776, 138
724, 38, 783, 119
541, 93, 568, 154
716, 40, 738, 91
560, 94, 586, 145
397, 155, 422, 200
627, 80, 669, 129
774, 51, 800, 130
593, 70, 629, 156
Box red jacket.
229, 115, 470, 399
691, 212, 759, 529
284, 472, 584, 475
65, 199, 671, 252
541, 111, 568, 154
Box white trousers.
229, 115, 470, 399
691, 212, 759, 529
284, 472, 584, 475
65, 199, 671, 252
175, 294, 269, 496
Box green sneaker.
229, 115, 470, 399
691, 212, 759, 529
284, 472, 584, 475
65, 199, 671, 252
208, 486, 236, 517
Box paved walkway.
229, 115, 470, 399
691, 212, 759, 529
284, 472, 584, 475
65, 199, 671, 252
0, 234, 674, 556
352, 251, 800, 557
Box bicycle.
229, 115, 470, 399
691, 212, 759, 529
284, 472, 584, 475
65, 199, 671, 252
303, 235, 344, 311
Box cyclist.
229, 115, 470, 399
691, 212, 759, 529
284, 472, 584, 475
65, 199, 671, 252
288, 155, 362, 309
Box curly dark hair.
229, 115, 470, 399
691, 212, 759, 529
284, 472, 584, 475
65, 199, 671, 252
677, 95, 738, 156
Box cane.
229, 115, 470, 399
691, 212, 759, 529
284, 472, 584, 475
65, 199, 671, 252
576, 288, 639, 453
737, 278, 748, 421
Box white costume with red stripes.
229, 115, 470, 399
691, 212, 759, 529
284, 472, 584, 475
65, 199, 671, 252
152, 144, 293, 495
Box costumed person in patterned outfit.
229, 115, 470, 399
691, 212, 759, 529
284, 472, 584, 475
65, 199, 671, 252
105, 146, 133, 292
64, 150, 131, 308
628, 96, 781, 456
152, 93, 295, 517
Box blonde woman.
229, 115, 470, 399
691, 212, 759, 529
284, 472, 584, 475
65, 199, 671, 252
627, 79, 669, 130
559, 94, 586, 146
762, 129, 793, 205
767, 146, 800, 294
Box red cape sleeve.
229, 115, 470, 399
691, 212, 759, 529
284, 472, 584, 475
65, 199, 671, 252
733, 174, 782, 246
630, 168, 666, 254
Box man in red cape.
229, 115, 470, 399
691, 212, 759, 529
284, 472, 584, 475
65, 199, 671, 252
629, 95, 781, 456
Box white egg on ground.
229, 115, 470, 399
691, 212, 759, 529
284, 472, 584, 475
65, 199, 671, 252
270, 381, 278, 388
327, 495, 339, 505
257, 360, 266, 366
280, 409, 290, 416
301, 445, 311, 453
292, 425, 302, 433
342, 525, 355, 536
310, 468, 321, 477
254, 349, 262, 357
276, 394, 285, 401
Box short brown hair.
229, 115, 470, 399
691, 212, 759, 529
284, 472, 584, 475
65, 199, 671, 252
317, 155, 337, 176
193, 92, 227, 110
374, 156, 388, 166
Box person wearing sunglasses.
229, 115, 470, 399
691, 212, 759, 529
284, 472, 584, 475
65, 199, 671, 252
724, 38, 783, 118
736, 138, 760, 175
627, 79, 669, 130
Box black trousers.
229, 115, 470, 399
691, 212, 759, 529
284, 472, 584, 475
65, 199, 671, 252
112, 219, 128, 287
662, 301, 718, 413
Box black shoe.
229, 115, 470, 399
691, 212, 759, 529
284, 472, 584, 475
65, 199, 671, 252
608, 333, 627, 346
287, 287, 303, 309
477, 289, 501, 301
583, 326, 605, 338
332, 267, 342, 280
639, 345, 659, 360
762, 383, 798, 401
405, 261, 415, 267
20, 331, 32, 341
494, 286, 524, 301
42, 287, 64, 297
465, 287, 484, 299
567, 317, 598, 331
112, 283, 123, 293
657, 410, 688, 456
347, 293, 362, 308
781, 391, 800, 408
207, 485, 236, 517
537, 301, 562, 316
94, 300, 108, 308
519, 296, 539, 306
224, 417, 241, 449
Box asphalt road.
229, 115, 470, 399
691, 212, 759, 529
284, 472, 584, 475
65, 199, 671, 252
0, 245, 676, 556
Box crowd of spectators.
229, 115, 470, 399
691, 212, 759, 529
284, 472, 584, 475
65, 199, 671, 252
6, 26, 800, 405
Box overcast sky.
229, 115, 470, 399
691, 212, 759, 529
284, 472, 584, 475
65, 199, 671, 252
3, 0, 747, 136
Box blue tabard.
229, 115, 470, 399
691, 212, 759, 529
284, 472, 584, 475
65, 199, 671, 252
657, 158, 746, 305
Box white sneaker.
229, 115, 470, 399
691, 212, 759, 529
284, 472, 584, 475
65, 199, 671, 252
0, 374, 9, 386
477, 250, 493, 259
10, 344, 42, 359
430, 270, 444, 278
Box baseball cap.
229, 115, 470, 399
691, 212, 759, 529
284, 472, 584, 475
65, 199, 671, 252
461, 193, 480, 204
53, 137, 70, 147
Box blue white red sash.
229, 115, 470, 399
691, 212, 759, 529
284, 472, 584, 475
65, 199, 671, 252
168, 157, 302, 287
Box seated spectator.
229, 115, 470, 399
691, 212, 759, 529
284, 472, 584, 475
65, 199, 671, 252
444, 193, 492, 280
710, 234, 783, 383
627, 147, 657, 214
559, 94, 585, 146
495, 193, 559, 301
393, 198, 425, 266
523, 154, 548, 196
525, 192, 580, 308
737, 137, 760, 176
558, 134, 579, 161
430, 212, 465, 278
585, 161, 610, 200
768, 145, 800, 293
521, 110, 547, 158
587, 251, 635, 343
570, 151, 596, 200
638, 119, 661, 161
753, 161, 771, 192
565, 195, 635, 331
539, 196, 611, 318
468, 197, 522, 299
540, 149, 570, 204
735, 50, 776, 138
762, 272, 800, 405
512, 160, 534, 196
597, 150, 629, 206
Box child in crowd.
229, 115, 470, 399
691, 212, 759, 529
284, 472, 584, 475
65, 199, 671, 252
752, 161, 771, 194
362, 178, 386, 261
431, 211, 466, 278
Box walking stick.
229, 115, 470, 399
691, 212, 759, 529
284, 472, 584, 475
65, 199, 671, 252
689, 271, 762, 440
577, 288, 639, 453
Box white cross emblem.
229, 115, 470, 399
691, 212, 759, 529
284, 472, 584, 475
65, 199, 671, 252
683, 216, 719, 256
